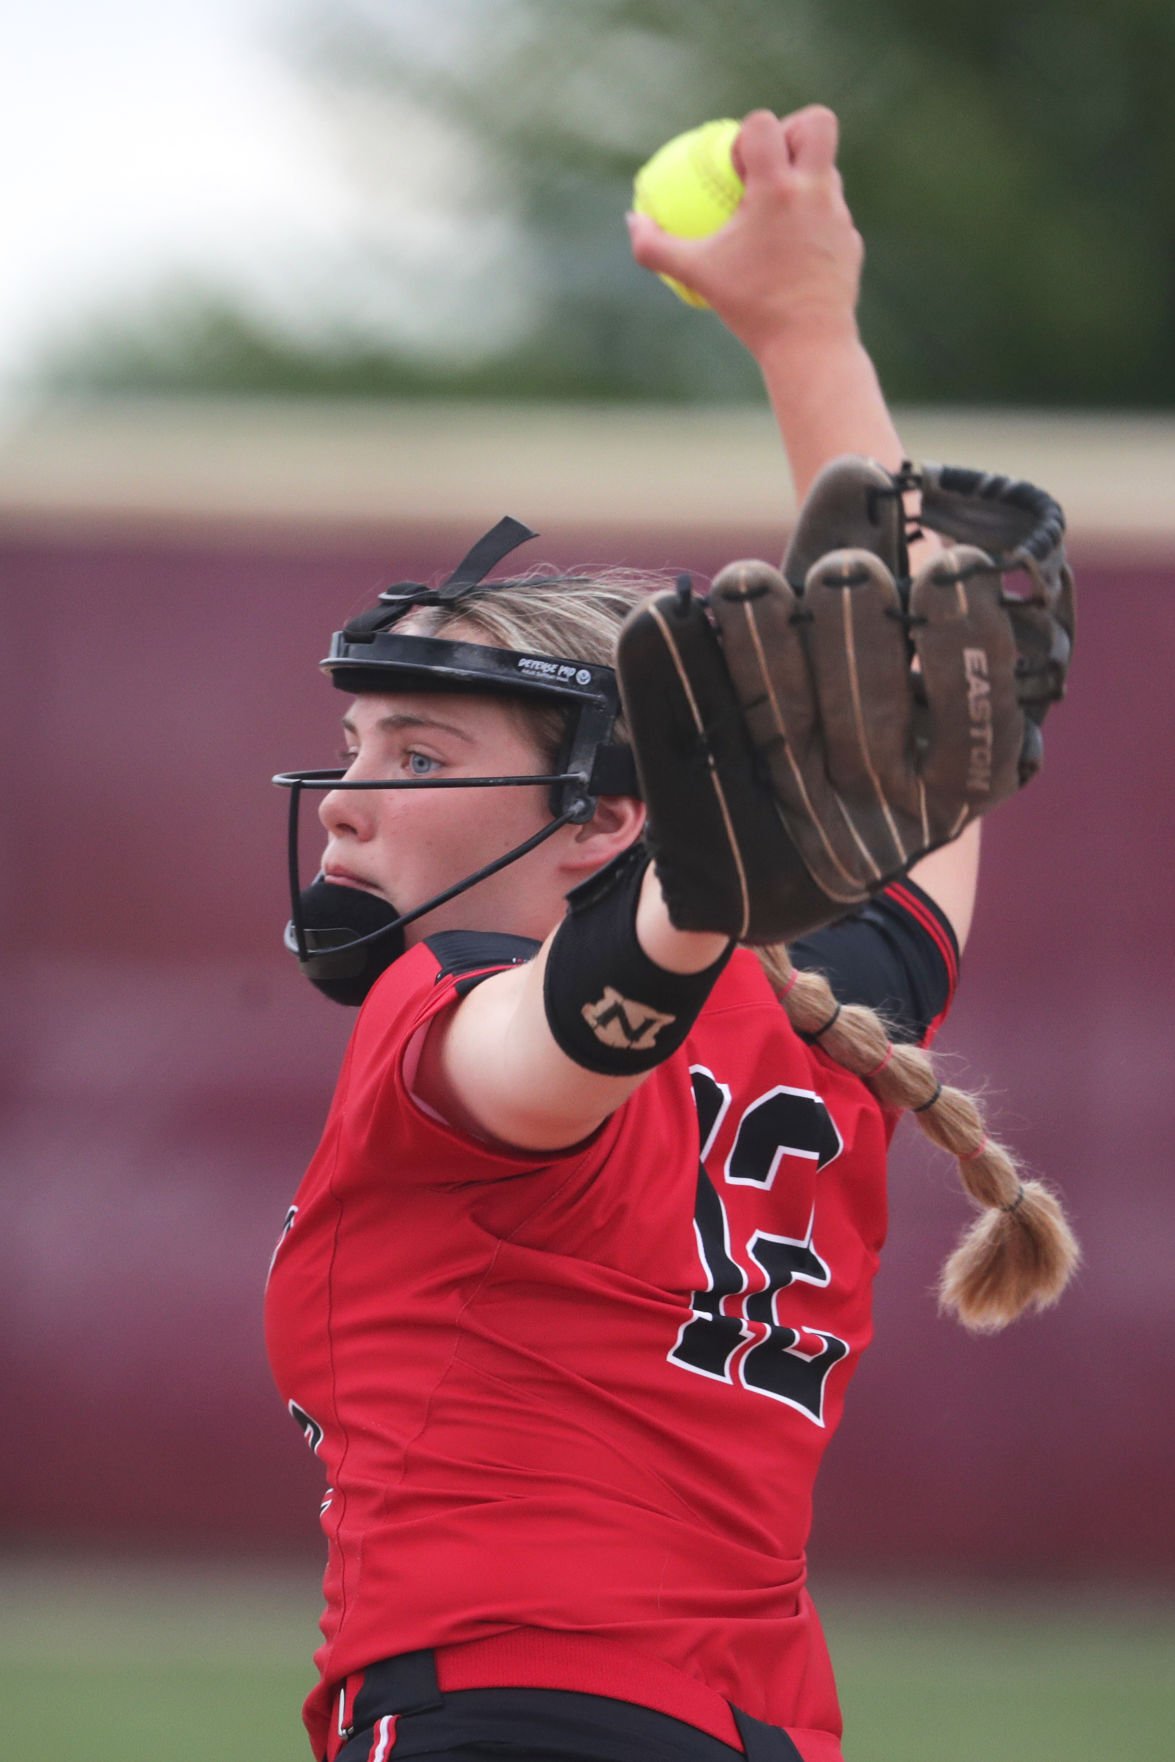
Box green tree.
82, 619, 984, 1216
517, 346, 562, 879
41, 0, 1175, 405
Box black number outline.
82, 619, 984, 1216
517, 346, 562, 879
669, 1068, 850, 1427
723, 1083, 844, 1190
289, 1398, 324, 1455
667, 1068, 752, 1383
266, 1204, 298, 1288
739, 1224, 850, 1424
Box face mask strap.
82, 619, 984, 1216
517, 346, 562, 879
281, 771, 586, 976
358, 516, 544, 632
389, 803, 584, 932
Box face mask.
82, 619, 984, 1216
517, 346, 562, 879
275, 517, 639, 1006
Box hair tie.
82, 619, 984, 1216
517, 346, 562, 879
960, 1134, 989, 1162
864, 1042, 895, 1079
812, 1003, 842, 1038
912, 1082, 943, 1114
778, 968, 800, 1000
1000, 1185, 1027, 1214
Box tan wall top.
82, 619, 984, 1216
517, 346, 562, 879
1, 396, 1172, 553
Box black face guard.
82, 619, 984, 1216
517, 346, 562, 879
273, 517, 640, 1005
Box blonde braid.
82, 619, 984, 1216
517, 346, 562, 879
757, 944, 1080, 1332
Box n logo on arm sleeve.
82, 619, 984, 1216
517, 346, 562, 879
582, 986, 678, 1053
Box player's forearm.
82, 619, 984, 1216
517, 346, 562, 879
633, 863, 730, 973
755, 319, 907, 503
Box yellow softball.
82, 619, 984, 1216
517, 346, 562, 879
632, 119, 745, 308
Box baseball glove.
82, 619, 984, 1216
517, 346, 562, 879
616, 454, 1074, 944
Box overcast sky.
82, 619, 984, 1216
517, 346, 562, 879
2, 0, 357, 400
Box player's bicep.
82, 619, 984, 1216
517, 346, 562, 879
412, 955, 647, 1152
411, 857, 732, 1153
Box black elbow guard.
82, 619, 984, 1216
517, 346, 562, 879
542, 845, 732, 1076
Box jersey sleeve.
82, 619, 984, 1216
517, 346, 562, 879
345, 931, 625, 1186
787, 877, 959, 1047
423, 928, 540, 994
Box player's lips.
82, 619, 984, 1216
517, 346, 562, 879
323, 865, 383, 895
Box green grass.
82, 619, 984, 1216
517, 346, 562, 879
1, 1557, 317, 1762
3, 1558, 1172, 1761
821, 1584, 1175, 1762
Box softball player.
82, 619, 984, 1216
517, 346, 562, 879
265, 109, 1075, 1762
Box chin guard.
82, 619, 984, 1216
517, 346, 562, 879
285, 875, 405, 1006
275, 517, 640, 1005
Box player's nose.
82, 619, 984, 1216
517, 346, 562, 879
318, 776, 374, 840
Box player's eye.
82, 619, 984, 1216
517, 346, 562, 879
407, 750, 440, 776
337, 747, 359, 765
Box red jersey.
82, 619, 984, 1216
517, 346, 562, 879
266, 895, 955, 1762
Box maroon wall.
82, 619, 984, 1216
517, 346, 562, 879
2, 517, 1171, 1578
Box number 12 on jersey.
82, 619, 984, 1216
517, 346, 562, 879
669, 1066, 849, 1427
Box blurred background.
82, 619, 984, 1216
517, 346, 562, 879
2, 2, 1173, 1759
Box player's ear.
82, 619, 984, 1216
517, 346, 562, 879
564, 794, 646, 875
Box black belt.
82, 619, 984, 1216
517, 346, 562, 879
336, 1650, 804, 1762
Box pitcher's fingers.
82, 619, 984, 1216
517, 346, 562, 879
783, 104, 840, 172
735, 110, 792, 189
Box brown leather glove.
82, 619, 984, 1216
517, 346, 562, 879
616, 455, 1074, 943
